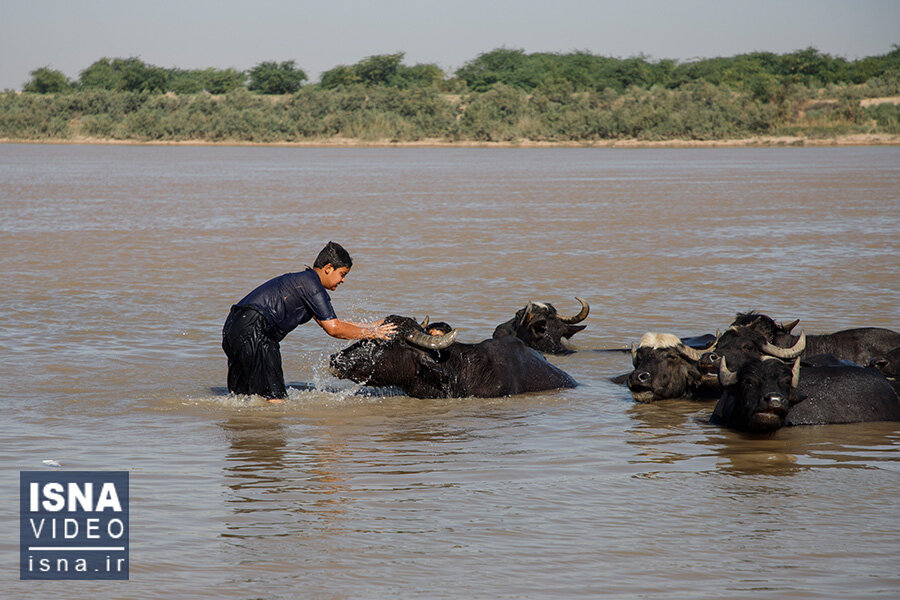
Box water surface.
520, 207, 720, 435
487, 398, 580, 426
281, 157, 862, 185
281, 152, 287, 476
1, 144, 898, 599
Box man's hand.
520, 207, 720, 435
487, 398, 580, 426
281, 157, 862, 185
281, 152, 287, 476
372, 321, 397, 340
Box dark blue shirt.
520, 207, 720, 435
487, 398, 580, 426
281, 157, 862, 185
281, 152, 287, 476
236, 268, 337, 341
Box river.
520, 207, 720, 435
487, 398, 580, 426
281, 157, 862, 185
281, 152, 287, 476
1, 144, 898, 599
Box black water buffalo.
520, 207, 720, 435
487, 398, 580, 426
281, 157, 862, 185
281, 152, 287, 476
728, 312, 900, 365
698, 325, 809, 378
625, 332, 719, 402
710, 356, 900, 432
492, 297, 589, 355
869, 347, 900, 380
329, 315, 577, 398
731, 311, 799, 341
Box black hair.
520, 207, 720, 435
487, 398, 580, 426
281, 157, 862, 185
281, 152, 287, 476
427, 322, 453, 335
313, 241, 353, 270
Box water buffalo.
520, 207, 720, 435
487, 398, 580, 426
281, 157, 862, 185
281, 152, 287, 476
728, 312, 900, 365
329, 315, 577, 398
697, 325, 808, 380
626, 332, 718, 402
710, 356, 900, 432
731, 311, 799, 341
869, 347, 900, 380
492, 297, 589, 355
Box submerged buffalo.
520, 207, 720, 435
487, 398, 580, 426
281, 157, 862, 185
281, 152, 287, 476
492, 297, 589, 355
330, 315, 577, 398
626, 332, 718, 402
710, 355, 900, 432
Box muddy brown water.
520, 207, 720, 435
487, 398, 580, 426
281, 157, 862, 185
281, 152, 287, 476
1, 144, 898, 599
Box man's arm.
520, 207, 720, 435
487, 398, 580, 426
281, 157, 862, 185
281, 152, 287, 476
316, 318, 397, 340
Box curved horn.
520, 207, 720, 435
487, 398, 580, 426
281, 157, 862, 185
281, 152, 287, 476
420, 315, 430, 329
791, 357, 801, 388
676, 343, 705, 362
717, 357, 738, 387
524, 301, 534, 319
762, 330, 806, 359
559, 297, 590, 324
405, 328, 458, 350
781, 318, 800, 333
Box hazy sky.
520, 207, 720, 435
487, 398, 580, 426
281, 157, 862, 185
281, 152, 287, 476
2, 0, 898, 90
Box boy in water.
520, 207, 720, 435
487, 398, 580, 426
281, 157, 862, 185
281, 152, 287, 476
222, 241, 396, 402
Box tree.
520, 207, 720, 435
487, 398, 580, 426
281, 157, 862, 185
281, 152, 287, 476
115, 58, 167, 92
79, 58, 118, 90
396, 63, 445, 88
320, 65, 360, 89
23, 66, 71, 93
247, 60, 307, 94
204, 68, 246, 94
320, 54, 444, 89
353, 53, 404, 86
167, 68, 205, 94
78, 57, 167, 92
456, 48, 528, 91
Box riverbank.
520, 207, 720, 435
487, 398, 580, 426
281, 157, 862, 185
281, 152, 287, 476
4, 133, 900, 148
4, 87, 899, 148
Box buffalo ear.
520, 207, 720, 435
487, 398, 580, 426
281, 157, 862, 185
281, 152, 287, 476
563, 324, 586, 339
789, 393, 807, 407
609, 372, 630, 385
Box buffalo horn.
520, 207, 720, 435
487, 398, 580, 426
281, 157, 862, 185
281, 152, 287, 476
524, 301, 534, 319
405, 328, 458, 350
762, 331, 806, 359
791, 357, 801, 388
781, 318, 800, 333
420, 316, 430, 329
676, 342, 713, 362
717, 357, 739, 387
559, 297, 590, 324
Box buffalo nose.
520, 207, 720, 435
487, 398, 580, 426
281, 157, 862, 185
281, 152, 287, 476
699, 352, 718, 370
635, 370, 651, 383
764, 393, 786, 410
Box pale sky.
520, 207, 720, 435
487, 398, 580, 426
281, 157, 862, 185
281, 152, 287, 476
2, 0, 898, 90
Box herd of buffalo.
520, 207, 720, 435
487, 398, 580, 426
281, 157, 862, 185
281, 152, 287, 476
326, 298, 900, 433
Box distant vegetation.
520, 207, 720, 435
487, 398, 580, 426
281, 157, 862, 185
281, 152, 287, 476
3, 47, 899, 143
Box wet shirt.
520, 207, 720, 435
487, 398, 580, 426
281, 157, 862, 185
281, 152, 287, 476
236, 268, 337, 341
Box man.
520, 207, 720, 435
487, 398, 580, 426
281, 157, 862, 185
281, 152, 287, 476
222, 241, 396, 402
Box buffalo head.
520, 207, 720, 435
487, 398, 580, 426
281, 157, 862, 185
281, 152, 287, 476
712, 356, 802, 433
626, 332, 714, 402
731, 311, 799, 345
492, 297, 589, 355
698, 326, 806, 380
329, 315, 457, 394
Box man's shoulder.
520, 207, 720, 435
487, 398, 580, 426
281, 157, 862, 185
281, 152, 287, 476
289, 268, 326, 293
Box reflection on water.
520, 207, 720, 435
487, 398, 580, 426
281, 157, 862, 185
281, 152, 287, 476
1, 144, 898, 599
